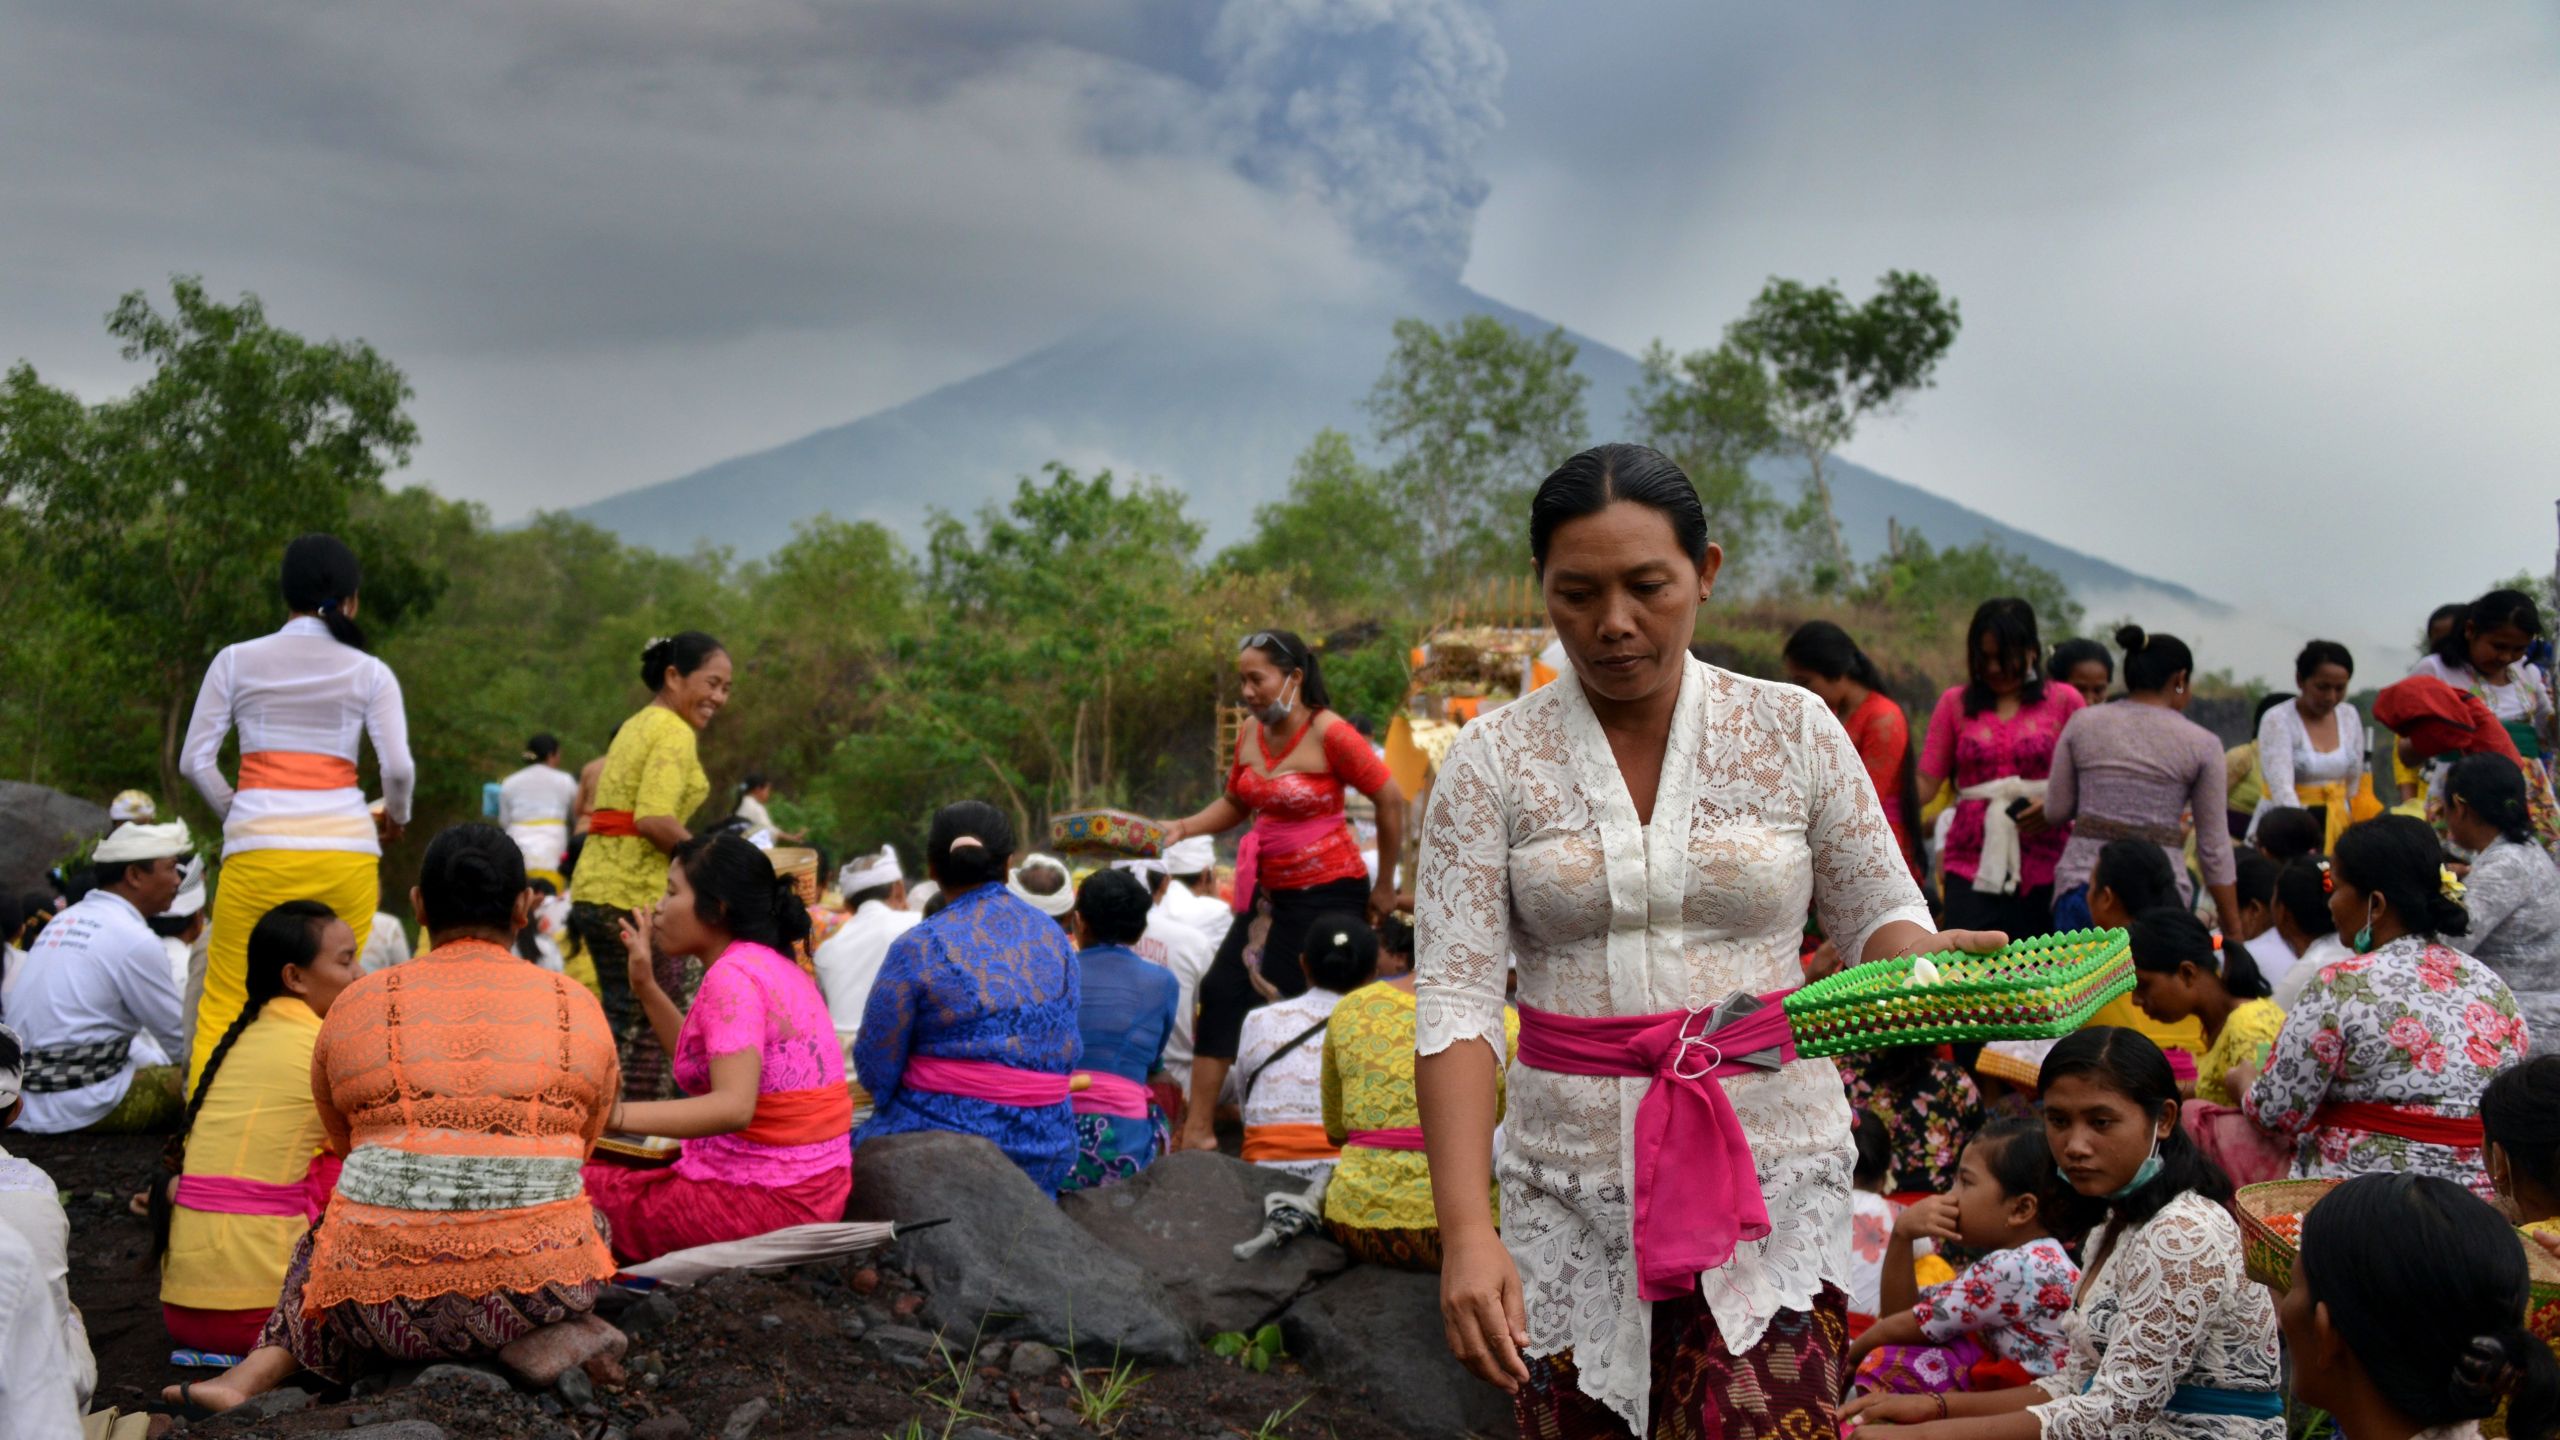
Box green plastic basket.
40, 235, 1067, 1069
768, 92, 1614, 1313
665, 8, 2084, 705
1781, 927, 2133, 1058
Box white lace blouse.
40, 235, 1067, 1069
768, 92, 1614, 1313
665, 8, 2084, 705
1415, 658, 1930, 1433
2027, 1191, 2281, 1440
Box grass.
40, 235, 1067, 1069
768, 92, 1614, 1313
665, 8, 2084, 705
1064, 1351, 1151, 1435
1248, 1395, 1312, 1440
912, 1311, 996, 1440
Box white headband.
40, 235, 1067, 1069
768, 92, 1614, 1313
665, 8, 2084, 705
92, 821, 194, 864
1007, 853, 1077, 917
838, 847, 904, 895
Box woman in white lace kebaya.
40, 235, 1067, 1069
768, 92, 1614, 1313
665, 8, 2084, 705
1846, 1028, 2281, 1440
1414, 445, 2004, 1440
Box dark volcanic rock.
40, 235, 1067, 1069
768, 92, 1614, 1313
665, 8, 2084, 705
850, 1131, 1192, 1363
1282, 1265, 1515, 1440
1058, 1149, 1349, 1335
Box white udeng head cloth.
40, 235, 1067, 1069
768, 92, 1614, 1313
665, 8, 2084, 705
1007, 853, 1077, 917
92, 821, 194, 865
838, 847, 904, 897
1162, 835, 1216, 877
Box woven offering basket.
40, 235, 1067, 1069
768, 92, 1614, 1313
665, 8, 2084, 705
1781, 928, 2133, 1059
2235, 1178, 2337, 1292
1048, 808, 1167, 859
767, 846, 821, 905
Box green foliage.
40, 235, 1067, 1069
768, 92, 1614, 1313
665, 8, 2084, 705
1627, 341, 1782, 580
1852, 530, 2082, 637
1209, 1324, 1287, 1373
1, 277, 424, 801
1216, 430, 1416, 615
1316, 624, 1416, 732
1064, 1352, 1150, 1434
1248, 1395, 1312, 1440
1724, 271, 1962, 573
1366, 315, 1589, 594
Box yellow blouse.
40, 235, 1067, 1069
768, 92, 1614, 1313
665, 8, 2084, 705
1319, 982, 1518, 1232
2195, 997, 2287, 1107
2088, 992, 2207, 1064
161, 996, 328, 1311
571, 704, 709, 913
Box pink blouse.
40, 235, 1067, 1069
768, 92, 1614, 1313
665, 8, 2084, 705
673, 942, 851, 1189
1920, 683, 2084, 890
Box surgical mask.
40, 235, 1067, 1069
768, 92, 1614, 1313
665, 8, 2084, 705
1257, 675, 1302, 730
2108, 1137, 2165, 1198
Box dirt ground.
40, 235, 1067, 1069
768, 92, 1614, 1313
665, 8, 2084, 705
19, 1131, 1415, 1440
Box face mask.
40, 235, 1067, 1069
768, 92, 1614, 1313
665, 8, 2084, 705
2107, 1136, 2165, 1198
1257, 676, 1300, 730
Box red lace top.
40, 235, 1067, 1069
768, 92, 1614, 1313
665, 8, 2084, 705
1226, 717, 1391, 892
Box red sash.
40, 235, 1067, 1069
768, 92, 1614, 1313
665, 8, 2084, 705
2314, 1100, 2485, 1148
238, 751, 360, 791
588, 809, 640, 837
738, 1085, 855, 1148
1343, 1126, 1428, 1152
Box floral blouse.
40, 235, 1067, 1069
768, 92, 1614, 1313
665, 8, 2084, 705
2027, 1192, 2281, 1440
2460, 838, 2560, 1056
1319, 982, 1518, 1232
1417, 658, 1931, 1435
1913, 1236, 2079, 1376
1840, 1054, 1983, 1195
1919, 683, 2085, 890
2241, 934, 2526, 1199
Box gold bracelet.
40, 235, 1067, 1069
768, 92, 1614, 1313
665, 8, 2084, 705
1934, 1393, 1949, 1421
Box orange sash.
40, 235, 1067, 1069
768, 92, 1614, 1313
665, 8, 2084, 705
1241, 1122, 1340, 1164
588, 809, 640, 838
739, 1084, 855, 1148
238, 751, 360, 791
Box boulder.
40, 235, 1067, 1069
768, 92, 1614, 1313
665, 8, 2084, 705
1058, 1150, 1350, 1335
1281, 1266, 1515, 1440
0, 782, 106, 899
850, 1131, 1193, 1364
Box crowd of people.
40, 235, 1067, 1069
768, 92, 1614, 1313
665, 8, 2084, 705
0, 454, 2555, 1439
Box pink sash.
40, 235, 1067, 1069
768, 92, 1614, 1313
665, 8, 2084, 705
175, 1153, 341, 1222
1343, 1126, 1428, 1151
1515, 994, 1798, 1303
904, 1055, 1072, 1108
1069, 1071, 1154, 1120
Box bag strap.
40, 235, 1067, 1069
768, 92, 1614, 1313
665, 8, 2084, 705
1243, 1014, 1333, 1102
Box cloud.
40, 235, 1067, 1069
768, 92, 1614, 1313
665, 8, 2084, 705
1468, 2, 2560, 666
0, 1, 1502, 508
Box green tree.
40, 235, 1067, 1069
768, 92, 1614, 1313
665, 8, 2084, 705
1627, 341, 1782, 582
1366, 315, 1589, 593
1853, 528, 2081, 636
2, 278, 426, 802
1727, 271, 1962, 577
1216, 429, 1416, 615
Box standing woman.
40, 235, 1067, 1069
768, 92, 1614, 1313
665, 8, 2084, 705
2043, 626, 2242, 937
1159, 629, 1407, 1153
1784, 620, 1924, 879
2253, 640, 2367, 853
2414, 590, 2557, 766
155, 901, 359, 1356
499, 734, 581, 886
569, 632, 732, 1101
181, 533, 413, 1084
1916, 599, 2085, 940
2046, 636, 2114, 709
1417, 444, 2000, 1438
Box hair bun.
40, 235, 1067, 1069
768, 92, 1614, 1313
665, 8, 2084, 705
2451, 1334, 2518, 1404
2114, 624, 2148, 652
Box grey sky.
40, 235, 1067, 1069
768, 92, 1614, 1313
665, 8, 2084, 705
5, 2, 2554, 674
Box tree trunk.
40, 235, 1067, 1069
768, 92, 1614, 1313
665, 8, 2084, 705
1808, 450, 1849, 576
159, 674, 189, 812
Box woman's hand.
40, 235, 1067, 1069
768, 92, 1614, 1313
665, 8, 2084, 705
1893, 1193, 1961, 1246
1160, 818, 1188, 846
1865, 922, 2009, 967
617, 912, 660, 999
1841, 1392, 1941, 1429
1803, 940, 1843, 981
1367, 879, 1407, 928
2013, 799, 2050, 836
1438, 1228, 1531, 1392
2224, 1057, 2263, 1100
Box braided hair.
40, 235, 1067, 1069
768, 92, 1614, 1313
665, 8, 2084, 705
151, 899, 337, 1258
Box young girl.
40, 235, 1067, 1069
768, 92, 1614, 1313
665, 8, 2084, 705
1978, 841, 2201, 1091
2128, 907, 2290, 1188
1845, 1028, 2282, 1438
155, 900, 361, 1356
1848, 1116, 2080, 1395
2284, 1173, 2560, 1440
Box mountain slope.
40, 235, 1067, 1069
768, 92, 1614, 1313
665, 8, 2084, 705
571, 278, 2218, 612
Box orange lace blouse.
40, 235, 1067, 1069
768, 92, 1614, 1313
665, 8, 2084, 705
302, 939, 622, 1314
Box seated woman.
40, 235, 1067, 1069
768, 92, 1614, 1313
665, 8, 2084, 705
2283, 1173, 2560, 1440
1230, 920, 1377, 1183
2486, 1055, 2560, 1244
1319, 925, 1515, 1270
1977, 839, 2203, 1090
1060, 869, 1179, 1193
155, 900, 359, 1357
855, 802, 1080, 1195
584, 832, 852, 1263
2443, 753, 2560, 1055
1845, 1028, 2281, 1439
2238, 814, 2529, 1200
166, 825, 621, 1415
2124, 906, 2289, 1186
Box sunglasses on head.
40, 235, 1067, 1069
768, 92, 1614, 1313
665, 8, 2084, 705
1239, 631, 1296, 663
